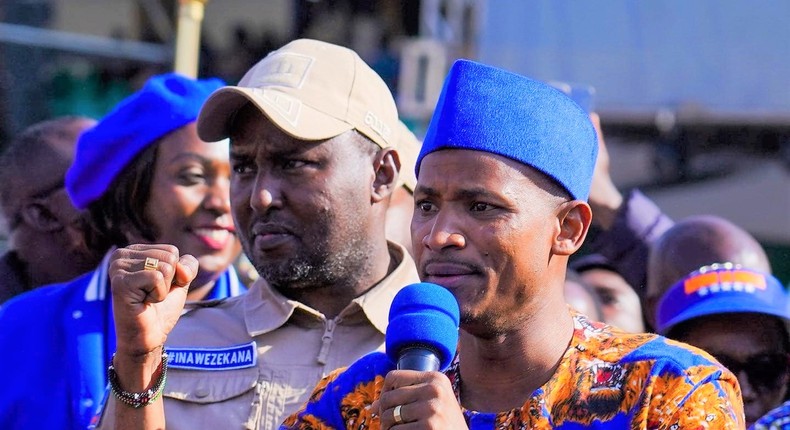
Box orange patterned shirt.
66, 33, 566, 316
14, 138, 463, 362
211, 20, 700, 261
282, 313, 745, 429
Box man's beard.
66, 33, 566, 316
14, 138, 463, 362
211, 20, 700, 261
251, 213, 374, 292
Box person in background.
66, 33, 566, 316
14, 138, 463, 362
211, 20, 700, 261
570, 253, 645, 333
0, 73, 244, 430
0, 217, 6, 254
655, 263, 790, 427
754, 394, 790, 429
283, 59, 743, 429
99, 39, 419, 430
586, 116, 773, 334
584, 113, 674, 297
563, 269, 604, 322
0, 116, 105, 303
645, 214, 772, 330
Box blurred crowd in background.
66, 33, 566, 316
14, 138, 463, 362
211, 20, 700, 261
2, 1, 790, 428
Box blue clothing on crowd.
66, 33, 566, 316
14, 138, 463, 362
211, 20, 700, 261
753, 399, 790, 429
0, 252, 245, 430
586, 189, 674, 295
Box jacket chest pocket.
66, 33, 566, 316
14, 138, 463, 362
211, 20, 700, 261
162, 368, 262, 429
160, 367, 325, 429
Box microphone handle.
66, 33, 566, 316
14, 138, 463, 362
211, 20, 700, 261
397, 347, 441, 371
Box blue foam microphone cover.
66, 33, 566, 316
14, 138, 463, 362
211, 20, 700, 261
386, 282, 460, 371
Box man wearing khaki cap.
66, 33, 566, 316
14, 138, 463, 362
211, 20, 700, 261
98, 39, 418, 429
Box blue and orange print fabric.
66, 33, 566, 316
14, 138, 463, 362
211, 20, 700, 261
282, 313, 744, 429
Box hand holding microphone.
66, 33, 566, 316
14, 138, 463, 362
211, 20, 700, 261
378, 282, 468, 429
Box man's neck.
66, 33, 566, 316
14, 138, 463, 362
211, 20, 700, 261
289, 241, 397, 319
456, 299, 574, 413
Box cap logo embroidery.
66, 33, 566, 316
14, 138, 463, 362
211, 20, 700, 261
683, 269, 766, 297
258, 88, 302, 127
249, 52, 313, 89
364, 111, 392, 141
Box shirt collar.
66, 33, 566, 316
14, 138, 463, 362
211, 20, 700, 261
354, 242, 418, 334
243, 241, 419, 337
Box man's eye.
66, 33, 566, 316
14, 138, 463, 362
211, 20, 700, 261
232, 162, 254, 174
283, 159, 307, 169
470, 202, 494, 212
595, 289, 617, 306
417, 201, 435, 212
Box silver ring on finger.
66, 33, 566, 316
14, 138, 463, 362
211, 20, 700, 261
393, 404, 404, 425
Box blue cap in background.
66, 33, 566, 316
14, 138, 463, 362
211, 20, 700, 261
66, 73, 225, 209
656, 263, 790, 335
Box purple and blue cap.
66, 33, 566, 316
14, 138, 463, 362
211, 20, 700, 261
65, 73, 225, 209
656, 263, 790, 335
416, 59, 598, 201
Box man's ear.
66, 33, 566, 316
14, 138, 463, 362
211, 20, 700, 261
552, 200, 592, 256
20, 202, 64, 232
371, 148, 401, 203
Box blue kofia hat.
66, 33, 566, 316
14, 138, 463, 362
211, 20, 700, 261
656, 263, 790, 335
65, 73, 225, 209
415, 59, 598, 201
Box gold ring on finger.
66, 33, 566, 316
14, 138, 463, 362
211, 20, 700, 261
143, 257, 160, 271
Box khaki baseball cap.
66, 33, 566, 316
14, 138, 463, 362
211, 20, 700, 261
395, 120, 420, 192
198, 38, 398, 149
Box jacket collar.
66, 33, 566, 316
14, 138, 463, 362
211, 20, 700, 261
244, 242, 419, 337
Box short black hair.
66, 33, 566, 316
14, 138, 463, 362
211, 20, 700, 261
351, 129, 381, 158
84, 142, 160, 249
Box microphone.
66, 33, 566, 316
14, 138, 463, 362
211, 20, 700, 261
385, 282, 460, 372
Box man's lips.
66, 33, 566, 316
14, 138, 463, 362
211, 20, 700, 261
251, 222, 294, 236
251, 223, 297, 250
422, 261, 481, 277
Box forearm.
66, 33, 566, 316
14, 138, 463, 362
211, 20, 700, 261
102, 245, 196, 429
588, 174, 623, 230
588, 189, 674, 294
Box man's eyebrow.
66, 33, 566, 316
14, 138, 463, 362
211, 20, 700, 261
413, 185, 439, 197
454, 188, 501, 201
230, 139, 318, 157
414, 186, 501, 200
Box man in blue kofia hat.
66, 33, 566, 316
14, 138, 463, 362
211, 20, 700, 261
656, 262, 790, 429
283, 59, 744, 429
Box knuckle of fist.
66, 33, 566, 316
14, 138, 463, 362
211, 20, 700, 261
378, 390, 394, 406
424, 382, 443, 397
163, 244, 180, 256
426, 398, 443, 414
109, 273, 125, 290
